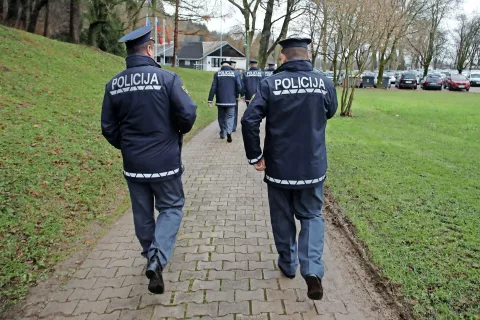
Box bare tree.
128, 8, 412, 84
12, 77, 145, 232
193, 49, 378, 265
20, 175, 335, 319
453, 13, 480, 74
70, 0, 80, 43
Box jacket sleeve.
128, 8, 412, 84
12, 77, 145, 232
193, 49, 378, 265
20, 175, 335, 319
101, 86, 121, 149
208, 73, 217, 103
170, 74, 198, 134
325, 83, 338, 119
241, 81, 268, 165
235, 73, 243, 98
241, 74, 247, 98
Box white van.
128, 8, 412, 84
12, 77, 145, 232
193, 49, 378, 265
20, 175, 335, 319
468, 71, 480, 87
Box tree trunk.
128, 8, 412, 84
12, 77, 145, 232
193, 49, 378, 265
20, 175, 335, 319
43, 0, 48, 37
69, 0, 80, 43
2, 0, 8, 23
88, 21, 104, 47
257, 0, 274, 69
27, 0, 47, 33
172, 0, 179, 67
321, 7, 327, 71
14, 0, 22, 28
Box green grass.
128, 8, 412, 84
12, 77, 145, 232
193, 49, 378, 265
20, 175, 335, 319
327, 89, 480, 319
0, 25, 215, 310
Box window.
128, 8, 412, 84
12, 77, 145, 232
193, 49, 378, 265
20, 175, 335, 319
185, 60, 190, 66
212, 58, 221, 68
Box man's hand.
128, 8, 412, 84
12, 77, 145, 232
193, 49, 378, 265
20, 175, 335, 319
254, 158, 265, 171
242, 97, 246, 103
208, 103, 212, 108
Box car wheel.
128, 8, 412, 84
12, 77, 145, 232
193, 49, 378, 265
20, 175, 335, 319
466, 88, 470, 92
414, 86, 417, 90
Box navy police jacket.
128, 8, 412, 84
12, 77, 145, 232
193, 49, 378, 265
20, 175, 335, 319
208, 66, 242, 107
241, 59, 338, 189
264, 67, 275, 77
101, 54, 197, 182
242, 67, 264, 103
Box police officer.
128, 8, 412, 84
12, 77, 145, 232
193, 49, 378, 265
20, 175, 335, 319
229, 60, 243, 132
264, 61, 276, 77
241, 38, 338, 300
101, 26, 197, 294
208, 60, 242, 142
242, 58, 264, 106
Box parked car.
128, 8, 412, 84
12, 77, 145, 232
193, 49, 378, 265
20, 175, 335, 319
468, 72, 480, 87
445, 74, 470, 91
385, 72, 396, 84
396, 72, 418, 89
421, 75, 443, 90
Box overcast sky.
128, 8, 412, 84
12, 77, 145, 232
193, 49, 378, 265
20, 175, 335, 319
204, 0, 480, 34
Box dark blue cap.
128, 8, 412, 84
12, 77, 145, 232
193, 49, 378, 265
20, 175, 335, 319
119, 26, 154, 47
230, 60, 237, 64
221, 60, 232, 65
279, 38, 312, 49
249, 58, 258, 64
268, 61, 275, 65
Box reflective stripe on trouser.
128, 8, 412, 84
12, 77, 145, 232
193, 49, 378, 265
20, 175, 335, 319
217, 106, 235, 137
126, 177, 184, 267
232, 101, 239, 131
267, 182, 325, 279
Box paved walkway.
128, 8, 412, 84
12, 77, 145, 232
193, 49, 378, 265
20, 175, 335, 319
17, 104, 399, 320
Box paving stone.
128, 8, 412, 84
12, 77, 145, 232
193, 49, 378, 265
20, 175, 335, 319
219, 301, 249, 316
237, 315, 269, 320
250, 279, 279, 290
197, 261, 223, 271
50, 289, 74, 303
40, 301, 79, 317
68, 288, 103, 301
164, 280, 191, 292
105, 296, 140, 313
192, 279, 220, 291
73, 300, 109, 315
122, 275, 146, 287
221, 279, 249, 291
235, 289, 265, 302
198, 245, 215, 253
173, 291, 204, 304
251, 300, 283, 315
119, 306, 154, 320
162, 271, 181, 282
115, 267, 143, 277
185, 252, 209, 262
99, 250, 127, 259
271, 313, 303, 320
303, 313, 336, 320
98, 286, 132, 300
223, 261, 248, 270
186, 302, 218, 318
73, 268, 91, 279
80, 259, 110, 269
313, 300, 348, 315
152, 305, 185, 319
106, 258, 135, 268
284, 300, 317, 315
249, 261, 275, 271
53, 315, 88, 320
236, 270, 263, 280
86, 267, 117, 279
235, 238, 258, 246
86, 311, 121, 320
65, 279, 97, 290
208, 270, 235, 280
180, 270, 207, 280
205, 289, 235, 303
236, 253, 260, 262
169, 261, 197, 272
266, 289, 296, 301
139, 293, 172, 308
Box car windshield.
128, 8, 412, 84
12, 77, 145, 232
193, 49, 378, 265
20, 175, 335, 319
452, 75, 467, 80
403, 73, 416, 78
471, 74, 480, 78
427, 77, 440, 80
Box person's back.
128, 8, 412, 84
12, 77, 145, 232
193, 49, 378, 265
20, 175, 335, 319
101, 25, 197, 295
241, 38, 337, 301
242, 58, 264, 105
104, 54, 196, 178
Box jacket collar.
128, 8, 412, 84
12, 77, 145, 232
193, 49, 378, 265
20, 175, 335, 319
125, 54, 160, 69
220, 66, 233, 71
274, 59, 312, 74
249, 67, 260, 71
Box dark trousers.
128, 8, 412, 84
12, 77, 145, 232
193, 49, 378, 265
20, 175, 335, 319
267, 183, 325, 278
233, 101, 239, 132
126, 177, 184, 267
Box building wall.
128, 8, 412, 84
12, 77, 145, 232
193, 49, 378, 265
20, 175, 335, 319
204, 56, 246, 72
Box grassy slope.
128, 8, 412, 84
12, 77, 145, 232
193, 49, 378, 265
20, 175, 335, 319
327, 90, 480, 319
0, 25, 215, 309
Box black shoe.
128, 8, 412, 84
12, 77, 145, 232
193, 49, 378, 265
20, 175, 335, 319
279, 265, 296, 279
220, 136, 225, 139
227, 134, 232, 143
146, 256, 164, 294
305, 274, 323, 300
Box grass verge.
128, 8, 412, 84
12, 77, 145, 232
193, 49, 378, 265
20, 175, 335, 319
0, 25, 215, 310
326, 89, 480, 319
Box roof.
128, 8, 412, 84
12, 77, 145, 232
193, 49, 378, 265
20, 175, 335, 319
157, 41, 244, 59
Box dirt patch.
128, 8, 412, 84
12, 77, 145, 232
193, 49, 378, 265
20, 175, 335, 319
0, 65, 11, 72
324, 186, 414, 320
0, 189, 129, 320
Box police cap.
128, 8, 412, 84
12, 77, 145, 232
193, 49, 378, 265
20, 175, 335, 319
221, 60, 232, 65
278, 38, 312, 49
249, 58, 258, 64
119, 26, 154, 48
230, 60, 237, 64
